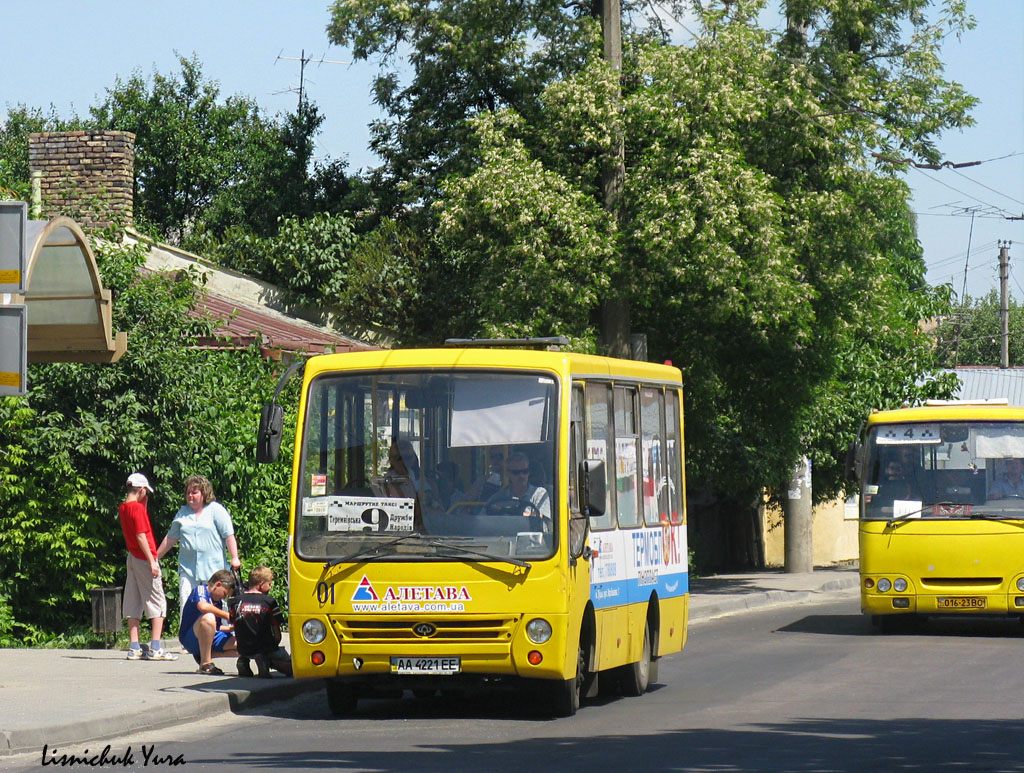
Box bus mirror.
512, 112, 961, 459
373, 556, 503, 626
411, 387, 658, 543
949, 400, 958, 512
256, 402, 284, 463
844, 441, 861, 482
580, 459, 606, 517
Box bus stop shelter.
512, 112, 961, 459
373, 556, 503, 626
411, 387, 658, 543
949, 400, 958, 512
1, 205, 126, 395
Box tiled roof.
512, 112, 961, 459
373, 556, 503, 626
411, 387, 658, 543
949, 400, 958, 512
192, 291, 373, 356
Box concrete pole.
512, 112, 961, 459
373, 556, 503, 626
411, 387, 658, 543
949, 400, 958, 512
784, 456, 813, 573
1000, 242, 1010, 369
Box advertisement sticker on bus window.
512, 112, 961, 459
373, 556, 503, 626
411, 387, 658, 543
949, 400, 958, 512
326, 496, 415, 532
875, 424, 941, 445
311, 474, 327, 496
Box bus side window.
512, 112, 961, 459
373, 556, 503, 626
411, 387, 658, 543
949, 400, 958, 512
666, 389, 684, 524
614, 386, 642, 528
585, 382, 616, 530
641, 386, 666, 526
569, 385, 584, 513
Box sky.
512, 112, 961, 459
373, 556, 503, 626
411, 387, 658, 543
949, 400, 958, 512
1, 1, 1021, 301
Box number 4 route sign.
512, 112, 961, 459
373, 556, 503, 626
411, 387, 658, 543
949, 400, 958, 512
0, 201, 27, 396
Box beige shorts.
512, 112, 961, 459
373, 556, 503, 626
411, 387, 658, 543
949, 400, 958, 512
122, 554, 167, 620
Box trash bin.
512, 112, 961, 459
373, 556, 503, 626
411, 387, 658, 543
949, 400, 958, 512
90, 586, 123, 647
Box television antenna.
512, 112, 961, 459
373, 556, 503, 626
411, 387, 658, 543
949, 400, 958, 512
275, 49, 349, 109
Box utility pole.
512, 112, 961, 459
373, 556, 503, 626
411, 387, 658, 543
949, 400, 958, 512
1000, 241, 1011, 368
597, 0, 631, 358
783, 456, 813, 573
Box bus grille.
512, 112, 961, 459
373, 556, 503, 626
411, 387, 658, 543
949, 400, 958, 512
331, 616, 519, 642
919, 577, 1003, 589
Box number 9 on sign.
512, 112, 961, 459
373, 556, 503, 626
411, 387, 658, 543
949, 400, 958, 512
361, 508, 389, 532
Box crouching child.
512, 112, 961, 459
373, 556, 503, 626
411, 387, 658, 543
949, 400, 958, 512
180, 569, 237, 675
231, 566, 292, 678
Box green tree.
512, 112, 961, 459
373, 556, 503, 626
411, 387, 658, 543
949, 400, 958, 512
89, 54, 323, 246
427, 0, 968, 567
934, 291, 1024, 367
0, 105, 84, 198
326, 0, 601, 212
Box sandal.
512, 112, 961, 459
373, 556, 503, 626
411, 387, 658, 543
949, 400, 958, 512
197, 662, 225, 676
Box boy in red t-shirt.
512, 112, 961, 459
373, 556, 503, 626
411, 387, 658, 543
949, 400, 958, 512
119, 473, 176, 661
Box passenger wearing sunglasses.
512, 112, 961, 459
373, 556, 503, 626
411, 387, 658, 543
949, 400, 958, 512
486, 451, 551, 523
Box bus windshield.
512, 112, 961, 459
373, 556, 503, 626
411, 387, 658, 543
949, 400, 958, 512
296, 369, 558, 562
862, 420, 1024, 520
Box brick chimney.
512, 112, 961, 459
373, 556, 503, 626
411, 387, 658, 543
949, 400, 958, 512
28, 131, 135, 231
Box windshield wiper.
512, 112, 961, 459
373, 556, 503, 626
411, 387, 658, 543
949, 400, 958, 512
429, 541, 532, 569
968, 512, 1024, 522
323, 533, 485, 569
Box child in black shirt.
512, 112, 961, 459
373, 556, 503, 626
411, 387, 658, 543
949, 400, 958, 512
231, 566, 292, 678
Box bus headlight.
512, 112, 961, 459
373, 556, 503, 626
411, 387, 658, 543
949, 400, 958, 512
302, 619, 327, 644
893, 578, 908, 592
1016, 577, 1024, 592
877, 578, 892, 593
526, 618, 552, 644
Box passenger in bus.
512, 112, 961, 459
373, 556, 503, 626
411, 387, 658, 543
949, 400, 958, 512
382, 438, 438, 511
382, 439, 423, 497
434, 460, 466, 510
989, 458, 1024, 499
464, 449, 506, 502
487, 452, 552, 523
876, 459, 919, 503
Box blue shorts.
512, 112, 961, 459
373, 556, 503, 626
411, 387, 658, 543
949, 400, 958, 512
181, 627, 232, 662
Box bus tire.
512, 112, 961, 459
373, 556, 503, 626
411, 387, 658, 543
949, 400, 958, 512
326, 681, 359, 717
619, 619, 652, 696
547, 639, 586, 717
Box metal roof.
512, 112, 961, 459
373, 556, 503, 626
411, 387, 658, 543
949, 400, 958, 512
945, 367, 1024, 406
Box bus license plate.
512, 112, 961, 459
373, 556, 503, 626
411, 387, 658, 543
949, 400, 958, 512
937, 597, 986, 610
390, 657, 460, 674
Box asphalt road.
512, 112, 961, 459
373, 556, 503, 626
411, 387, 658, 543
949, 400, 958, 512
12, 596, 1024, 772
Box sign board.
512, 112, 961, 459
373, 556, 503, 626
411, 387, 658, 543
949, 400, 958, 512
0, 304, 27, 396
0, 201, 27, 293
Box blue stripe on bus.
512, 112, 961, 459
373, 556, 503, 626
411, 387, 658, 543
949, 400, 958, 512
590, 571, 689, 609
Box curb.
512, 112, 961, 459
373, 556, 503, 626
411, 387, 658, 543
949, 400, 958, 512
689, 576, 859, 624
1, 678, 324, 756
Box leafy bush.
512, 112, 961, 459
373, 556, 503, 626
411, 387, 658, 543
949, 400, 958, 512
0, 233, 295, 642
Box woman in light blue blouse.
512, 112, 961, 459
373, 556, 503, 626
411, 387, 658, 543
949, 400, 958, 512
157, 474, 241, 614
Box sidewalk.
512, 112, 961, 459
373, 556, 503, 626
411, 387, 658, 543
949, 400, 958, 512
1, 567, 858, 755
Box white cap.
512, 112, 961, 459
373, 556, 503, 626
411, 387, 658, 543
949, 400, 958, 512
127, 472, 154, 493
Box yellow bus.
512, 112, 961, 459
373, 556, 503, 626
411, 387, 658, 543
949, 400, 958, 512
257, 338, 689, 716
850, 400, 1024, 632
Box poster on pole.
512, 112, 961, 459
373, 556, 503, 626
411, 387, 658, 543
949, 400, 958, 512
0, 304, 27, 396
0, 201, 27, 294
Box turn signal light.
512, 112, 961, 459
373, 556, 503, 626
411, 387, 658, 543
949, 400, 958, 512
527, 650, 543, 666
311, 650, 326, 666
864, 578, 875, 589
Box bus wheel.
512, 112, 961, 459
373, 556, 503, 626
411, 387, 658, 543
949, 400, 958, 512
326, 681, 359, 717
620, 620, 652, 697
547, 640, 585, 717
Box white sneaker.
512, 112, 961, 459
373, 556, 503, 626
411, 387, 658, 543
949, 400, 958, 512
143, 648, 178, 661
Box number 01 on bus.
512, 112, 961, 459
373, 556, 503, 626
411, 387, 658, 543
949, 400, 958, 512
256, 339, 690, 716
